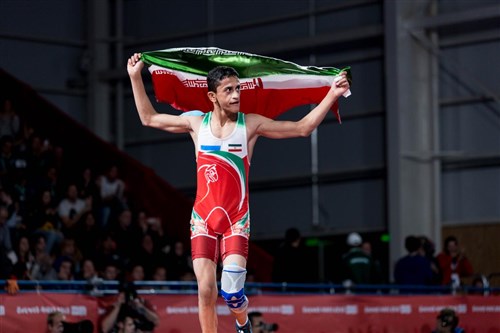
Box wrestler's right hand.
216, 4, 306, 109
127, 53, 144, 78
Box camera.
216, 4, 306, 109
118, 282, 156, 331
260, 321, 279, 332
62, 320, 94, 333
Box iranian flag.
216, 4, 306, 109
141, 47, 351, 122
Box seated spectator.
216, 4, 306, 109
77, 167, 100, 208
394, 235, 433, 287
74, 211, 101, 260
0, 205, 14, 278
111, 208, 139, 260
152, 265, 168, 282
166, 240, 193, 281
126, 263, 145, 284
0, 98, 21, 141
97, 165, 127, 228
131, 233, 168, 280
28, 189, 63, 255
436, 236, 474, 287
135, 211, 169, 252
0, 135, 17, 187
55, 238, 83, 274
94, 233, 124, 275
57, 183, 92, 235
31, 250, 57, 281
101, 260, 121, 281
12, 235, 35, 280
54, 256, 74, 281
76, 258, 99, 282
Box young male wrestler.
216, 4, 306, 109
127, 52, 350, 333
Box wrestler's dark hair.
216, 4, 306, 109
207, 66, 239, 93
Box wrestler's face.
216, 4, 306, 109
210, 76, 240, 113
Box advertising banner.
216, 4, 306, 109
1, 293, 499, 333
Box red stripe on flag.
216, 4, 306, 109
150, 72, 340, 122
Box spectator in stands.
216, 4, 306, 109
432, 308, 465, 333
94, 233, 124, 275
76, 258, 99, 281
394, 235, 433, 286
152, 265, 168, 281
248, 311, 279, 333
55, 238, 83, 274
31, 245, 57, 281
126, 263, 145, 283
132, 233, 167, 280
0, 135, 16, 187
341, 232, 379, 285
436, 236, 474, 287
97, 165, 126, 228
272, 227, 311, 283
111, 208, 139, 261
74, 211, 101, 260
28, 189, 63, 255
77, 167, 100, 207
12, 235, 35, 280
54, 256, 74, 281
166, 240, 193, 281
0, 205, 14, 278
57, 183, 92, 235
419, 235, 442, 285
101, 260, 121, 281
136, 211, 168, 252
0, 98, 21, 140
35, 166, 62, 204
25, 135, 54, 180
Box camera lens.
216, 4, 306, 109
262, 322, 279, 331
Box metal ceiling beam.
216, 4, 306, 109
122, 0, 379, 47
0, 32, 86, 48
406, 4, 500, 30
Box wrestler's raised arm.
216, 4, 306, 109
127, 53, 194, 134
246, 72, 350, 140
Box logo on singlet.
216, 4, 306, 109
204, 164, 218, 183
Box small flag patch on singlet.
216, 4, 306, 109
228, 144, 242, 152
201, 145, 221, 151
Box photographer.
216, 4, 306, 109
101, 283, 159, 333
248, 311, 279, 333
432, 308, 465, 333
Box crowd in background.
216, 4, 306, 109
0, 97, 195, 284
0, 96, 488, 293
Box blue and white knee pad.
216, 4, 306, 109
220, 264, 249, 313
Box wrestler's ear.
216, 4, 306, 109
207, 91, 217, 103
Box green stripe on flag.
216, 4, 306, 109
141, 47, 351, 81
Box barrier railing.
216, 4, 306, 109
1, 279, 498, 296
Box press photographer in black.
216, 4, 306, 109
101, 282, 159, 333
432, 308, 465, 333
248, 311, 279, 333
